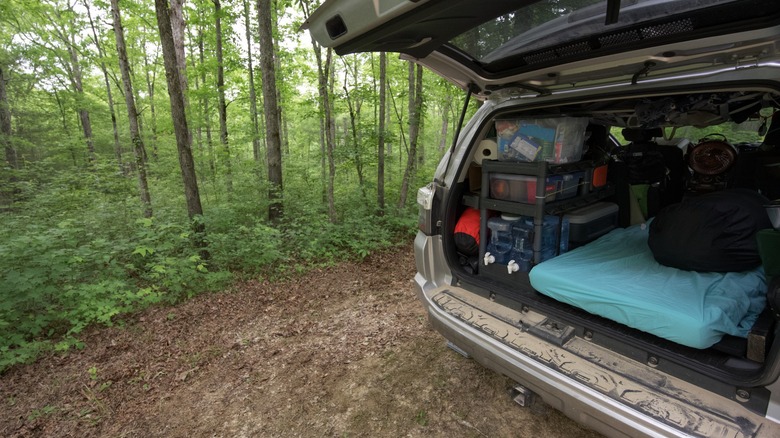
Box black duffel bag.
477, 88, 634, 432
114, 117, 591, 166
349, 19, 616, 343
648, 189, 772, 272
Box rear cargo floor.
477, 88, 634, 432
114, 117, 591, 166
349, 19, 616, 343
457, 271, 771, 385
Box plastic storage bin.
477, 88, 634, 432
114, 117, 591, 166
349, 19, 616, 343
526, 175, 562, 203
559, 171, 585, 200
563, 202, 619, 246
495, 117, 589, 163
489, 174, 561, 203
489, 173, 530, 202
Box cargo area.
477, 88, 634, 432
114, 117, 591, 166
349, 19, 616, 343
442, 91, 780, 391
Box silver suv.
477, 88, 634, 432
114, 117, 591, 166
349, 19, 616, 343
305, 1, 780, 436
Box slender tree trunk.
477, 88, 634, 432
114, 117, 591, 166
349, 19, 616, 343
438, 97, 451, 153
84, 1, 123, 172
377, 52, 386, 214
66, 33, 95, 163
213, 0, 232, 195
53, 90, 77, 166
0, 66, 17, 170
155, 0, 208, 256
398, 63, 423, 209
417, 80, 425, 167
318, 115, 326, 204
197, 25, 215, 178
143, 43, 159, 160
342, 62, 366, 198
190, 33, 202, 154
272, 0, 287, 156
111, 0, 152, 218
324, 48, 336, 222
243, 0, 262, 164
258, 0, 283, 222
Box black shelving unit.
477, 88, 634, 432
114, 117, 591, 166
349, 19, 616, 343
478, 160, 614, 277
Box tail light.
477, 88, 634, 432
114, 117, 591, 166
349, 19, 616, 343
417, 183, 436, 235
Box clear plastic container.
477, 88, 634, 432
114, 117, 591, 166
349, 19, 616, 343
486, 215, 520, 265
495, 117, 589, 163
510, 220, 534, 272
559, 171, 584, 200
489, 173, 530, 202
523, 215, 566, 262
560, 216, 570, 255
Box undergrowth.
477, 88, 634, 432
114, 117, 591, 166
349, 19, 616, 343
0, 162, 421, 372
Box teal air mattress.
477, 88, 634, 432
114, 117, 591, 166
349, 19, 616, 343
529, 224, 766, 349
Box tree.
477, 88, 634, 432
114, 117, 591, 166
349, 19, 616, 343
155, 0, 207, 253
169, 0, 189, 104
0, 65, 16, 170
110, 0, 152, 218
300, 0, 336, 221
258, 0, 283, 222
213, 0, 231, 195
341, 56, 366, 198
398, 62, 423, 209
139, 23, 160, 160
84, 1, 123, 172
243, 0, 262, 164
377, 51, 386, 214
196, 21, 215, 176
29, 4, 97, 162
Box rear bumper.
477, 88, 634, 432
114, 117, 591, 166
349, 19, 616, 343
413, 234, 780, 438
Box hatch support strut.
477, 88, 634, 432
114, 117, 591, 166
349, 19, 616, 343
437, 83, 477, 186
605, 0, 621, 25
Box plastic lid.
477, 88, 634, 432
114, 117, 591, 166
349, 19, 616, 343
500, 214, 522, 221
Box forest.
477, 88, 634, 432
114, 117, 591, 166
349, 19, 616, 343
0, 0, 471, 371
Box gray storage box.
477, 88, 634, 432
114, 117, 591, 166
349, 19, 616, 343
564, 202, 619, 246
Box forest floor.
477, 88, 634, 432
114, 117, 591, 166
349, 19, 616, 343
0, 244, 603, 438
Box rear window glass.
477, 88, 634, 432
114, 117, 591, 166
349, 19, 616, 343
449, 0, 741, 64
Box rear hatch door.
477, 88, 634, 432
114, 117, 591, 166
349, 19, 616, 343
303, 0, 780, 97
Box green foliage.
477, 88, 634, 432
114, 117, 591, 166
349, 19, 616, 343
1, 0, 437, 374
0, 155, 420, 372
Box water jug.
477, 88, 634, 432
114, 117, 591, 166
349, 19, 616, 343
523, 215, 563, 262
509, 220, 534, 272
485, 214, 519, 265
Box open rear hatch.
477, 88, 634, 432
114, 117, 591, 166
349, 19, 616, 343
304, 0, 780, 97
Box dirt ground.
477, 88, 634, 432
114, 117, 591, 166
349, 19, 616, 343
1, 244, 603, 437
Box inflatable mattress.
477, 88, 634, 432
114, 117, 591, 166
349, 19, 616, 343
529, 224, 766, 349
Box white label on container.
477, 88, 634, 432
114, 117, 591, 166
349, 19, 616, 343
510, 135, 540, 161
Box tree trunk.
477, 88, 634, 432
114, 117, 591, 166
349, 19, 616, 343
0, 66, 17, 170
214, 0, 232, 195
342, 58, 366, 198
258, 0, 283, 222
143, 42, 159, 160
324, 48, 336, 222
84, 1, 123, 172
272, 0, 287, 156
318, 115, 327, 204
111, 0, 152, 218
66, 32, 95, 163
155, 0, 207, 256
53, 90, 77, 167
438, 96, 451, 153
398, 63, 423, 209
197, 25, 215, 178
169, 0, 189, 105
243, 0, 262, 164
377, 52, 386, 214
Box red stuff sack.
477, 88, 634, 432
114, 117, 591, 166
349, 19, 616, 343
454, 208, 480, 256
